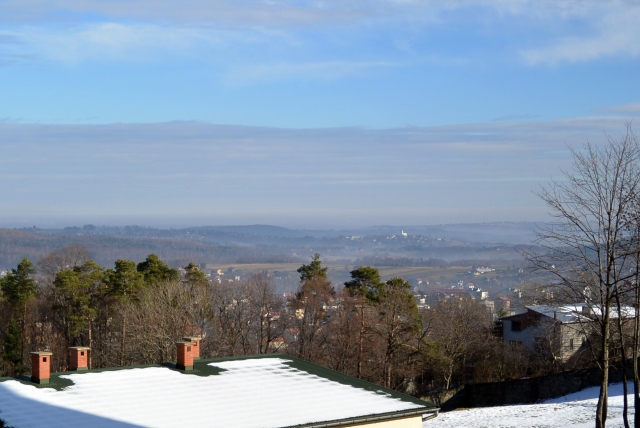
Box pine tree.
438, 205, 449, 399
3, 318, 24, 375
297, 253, 328, 282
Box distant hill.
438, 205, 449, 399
0, 228, 298, 269
191, 222, 540, 244
0, 222, 538, 270
189, 225, 306, 237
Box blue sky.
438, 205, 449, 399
0, 1, 639, 228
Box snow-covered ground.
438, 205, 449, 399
426, 382, 635, 428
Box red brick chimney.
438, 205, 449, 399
182, 336, 202, 360
176, 341, 195, 371
30, 351, 53, 385
69, 347, 90, 371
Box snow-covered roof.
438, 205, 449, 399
0, 356, 435, 428
520, 304, 636, 323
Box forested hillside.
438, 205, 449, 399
0, 229, 297, 268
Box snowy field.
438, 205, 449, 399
425, 382, 635, 428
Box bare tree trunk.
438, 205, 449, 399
21, 301, 26, 369
88, 321, 93, 370
633, 235, 640, 428
120, 318, 126, 366
634, 280, 640, 428
358, 303, 364, 379
615, 293, 630, 428
596, 313, 610, 428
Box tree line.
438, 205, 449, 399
0, 228, 297, 269
1, 245, 536, 396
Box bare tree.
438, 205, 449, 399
119, 279, 213, 365
526, 126, 640, 428
321, 292, 361, 376
210, 280, 255, 356
37, 245, 91, 287
425, 297, 494, 389
246, 273, 285, 354
288, 276, 335, 361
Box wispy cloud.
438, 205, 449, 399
11, 23, 224, 63
520, 5, 640, 65
224, 60, 405, 84
0, 0, 638, 69
492, 114, 539, 122
592, 103, 640, 115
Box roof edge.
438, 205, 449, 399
285, 407, 439, 428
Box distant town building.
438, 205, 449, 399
494, 296, 511, 314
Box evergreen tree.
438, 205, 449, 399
344, 266, 385, 379
297, 253, 328, 282
344, 266, 384, 303
184, 262, 208, 288
53, 260, 104, 347
1, 258, 38, 372
105, 259, 145, 299
105, 259, 145, 366
1, 258, 37, 312
137, 254, 178, 285
3, 319, 24, 375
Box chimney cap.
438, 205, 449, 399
183, 336, 202, 341
30, 351, 53, 356
69, 346, 91, 351
175, 341, 195, 346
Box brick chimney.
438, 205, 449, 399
30, 351, 53, 385
182, 336, 202, 360
176, 341, 195, 371
69, 347, 90, 371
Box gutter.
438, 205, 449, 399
287, 407, 440, 427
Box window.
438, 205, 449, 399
511, 321, 522, 332
569, 339, 574, 351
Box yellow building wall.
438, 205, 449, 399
349, 414, 424, 428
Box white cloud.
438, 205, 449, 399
520, 4, 640, 65
1, 1, 638, 70
594, 103, 640, 115
0, 0, 617, 27
11, 23, 223, 63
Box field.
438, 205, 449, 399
207, 263, 506, 283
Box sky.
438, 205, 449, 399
0, 0, 638, 229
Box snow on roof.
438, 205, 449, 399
525, 304, 636, 323
0, 357, 431, 428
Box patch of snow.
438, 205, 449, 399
426, 382, 635, 428
0, 358, 424, 428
